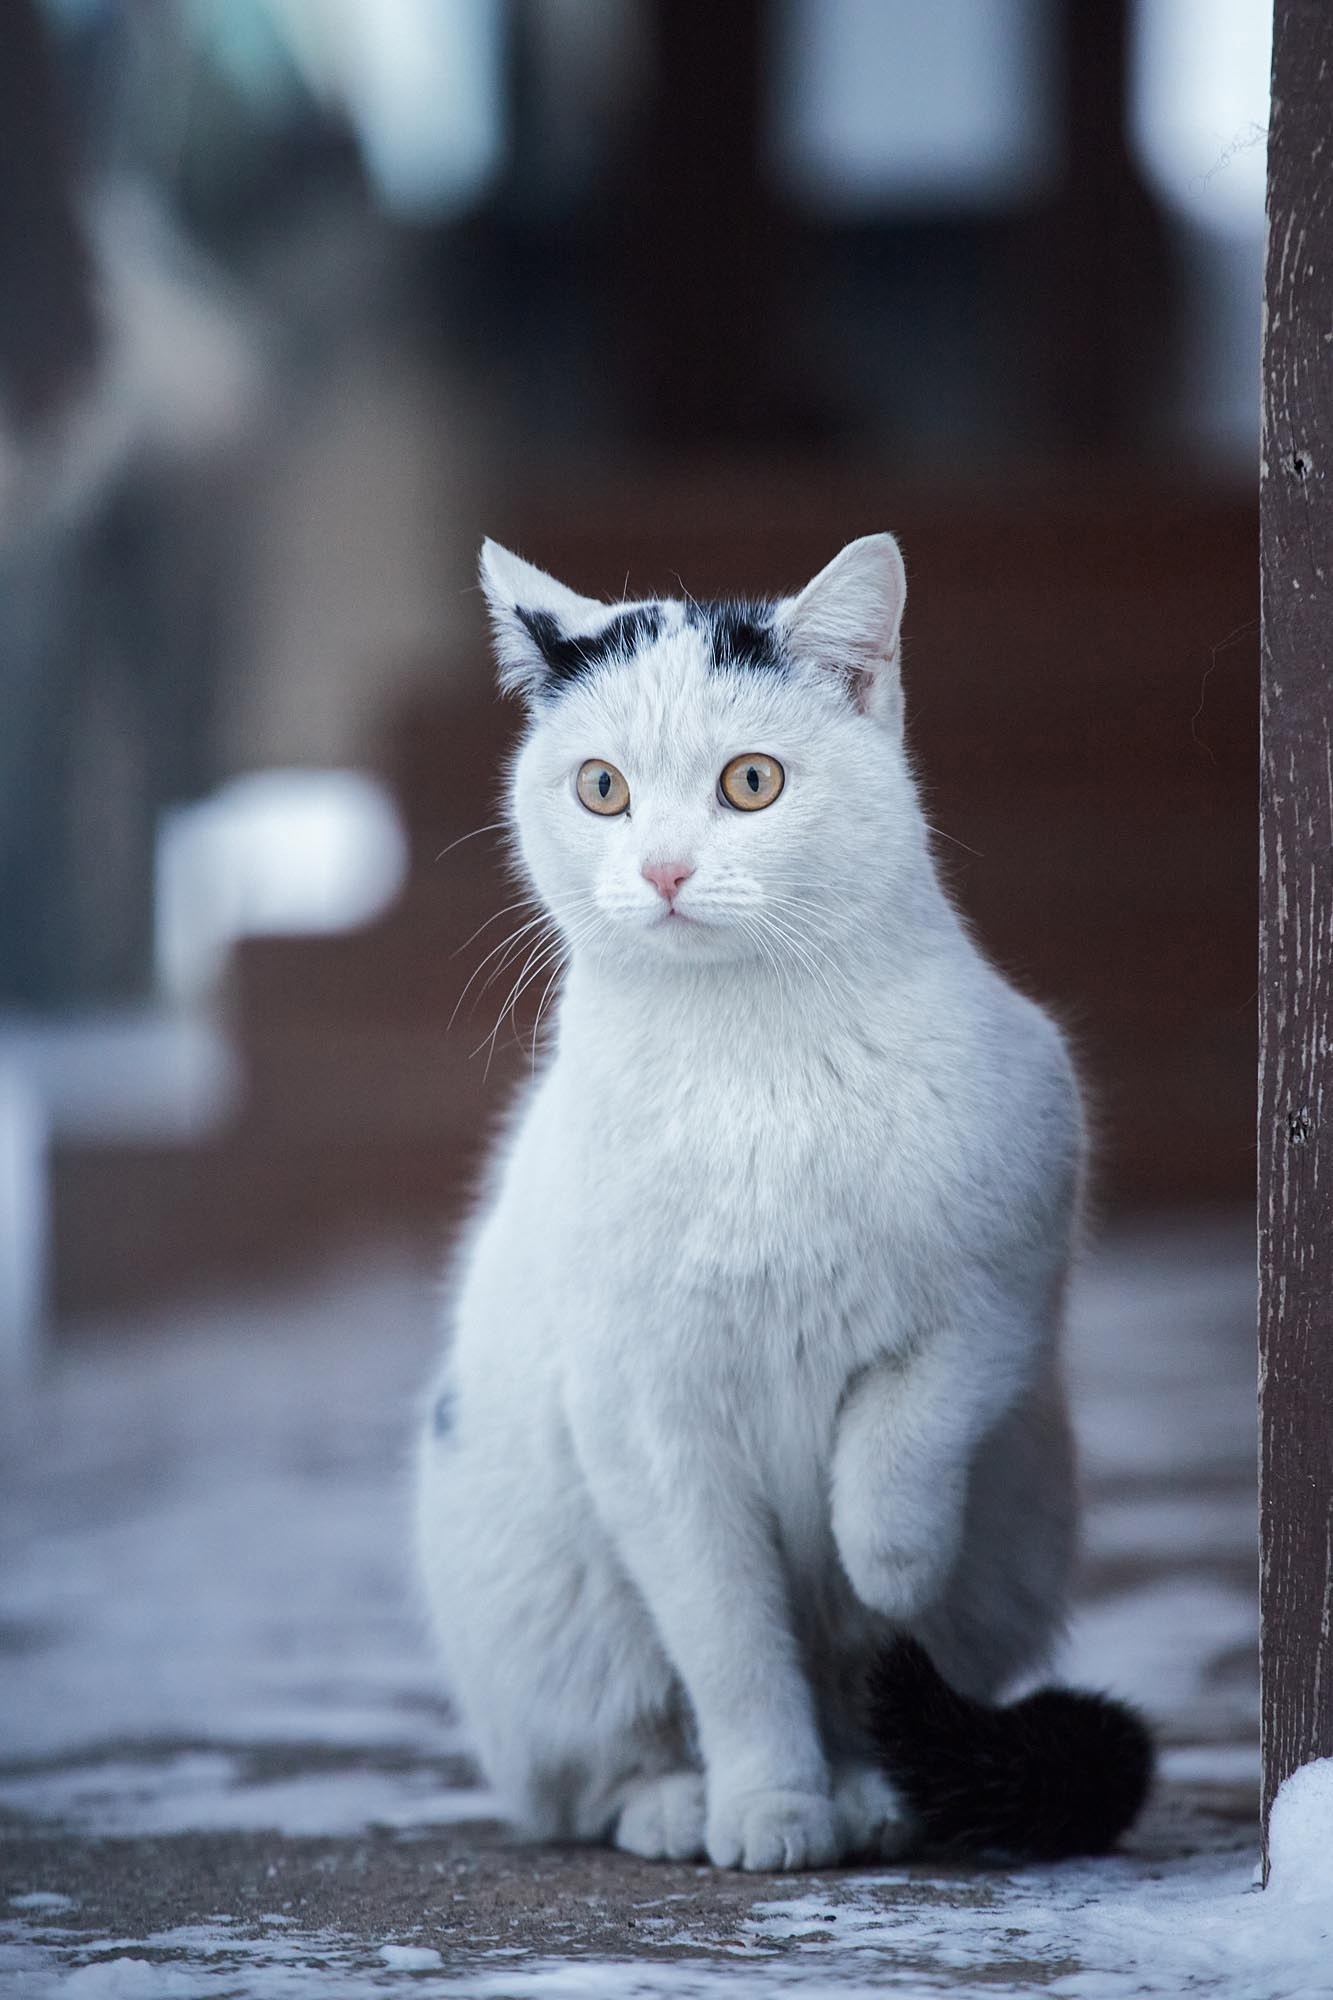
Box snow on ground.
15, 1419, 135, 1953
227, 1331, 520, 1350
1267, 1757, 1333, 1906
0, 1255, 453, 1764
0, 1217, 1313, 1998
2, 1818, 1329, 2000
0, 1752, 498, 1841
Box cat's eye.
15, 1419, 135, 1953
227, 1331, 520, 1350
576, 759, 631, 816
719, 753, 785, 812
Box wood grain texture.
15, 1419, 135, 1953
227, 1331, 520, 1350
1259, 0, 1333, 1872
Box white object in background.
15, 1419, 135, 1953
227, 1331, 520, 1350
1132, 0, 1272, 235
155, 769, 409, 1003
1131, 0, 1271, 462
269, 0, 505, 220
0, 1010, 240, 1145
0, 1062, 48, 1376
771, 0, 1057, 214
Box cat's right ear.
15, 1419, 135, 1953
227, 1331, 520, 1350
478, 539, 607, 701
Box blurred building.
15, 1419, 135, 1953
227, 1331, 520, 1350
0, 0, 1266, 1334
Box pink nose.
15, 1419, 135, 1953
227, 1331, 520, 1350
642, 860, 694, 903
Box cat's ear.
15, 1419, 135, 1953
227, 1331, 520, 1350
776, 534, 907, 725
478, 539, 608, 699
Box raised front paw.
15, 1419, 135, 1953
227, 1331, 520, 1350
832, 1484, 963, 1620
706, 1787, 839, 1872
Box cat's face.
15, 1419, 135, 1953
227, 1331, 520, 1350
481, 536, 916, 972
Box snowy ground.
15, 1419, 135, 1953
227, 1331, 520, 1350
0, 1218, 1325, 1997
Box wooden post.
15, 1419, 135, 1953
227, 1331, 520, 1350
1037, 0, 1174, 453
1259, 0, 1333, 1877
614, 0, 804, 447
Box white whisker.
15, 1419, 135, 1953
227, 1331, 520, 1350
474, 906, 603, 1071
434, 819, 507, 863
449, 909, 553, 1031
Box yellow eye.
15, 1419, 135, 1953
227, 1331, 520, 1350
576, 759, 630, 816
719, 753, 785, 811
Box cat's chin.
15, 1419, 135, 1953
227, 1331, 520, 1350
599, 913, 749, 969
643, 922, 733, 962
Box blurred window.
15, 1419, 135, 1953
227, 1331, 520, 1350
770, 0, 1058, 215
1131, 0, 1271, 236
65, 0, 511, 220
264, 0, 505, 219
1130, 0, 1271, 460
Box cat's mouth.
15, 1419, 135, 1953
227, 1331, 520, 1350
639, 904, 710, 944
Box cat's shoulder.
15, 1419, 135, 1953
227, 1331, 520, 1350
894, 935, 1073, 1080
882, 944, 1081, 1198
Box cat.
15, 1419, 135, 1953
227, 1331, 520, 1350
415, 533, 1152, 1870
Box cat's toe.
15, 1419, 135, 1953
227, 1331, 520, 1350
832, 1763, 917, 1862
707, 1789, 839, 1872
614, 1772, 706, 1862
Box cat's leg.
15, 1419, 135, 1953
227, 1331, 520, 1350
566, 1377, 839, 1872
915, 1367, 1077, 1698
830, 1286, 1060, 1632
416, 1382, 692, 1847
806, 1605, 919, 1860
831, 1333, 1076, 1694
820, 1356, 1073, 1858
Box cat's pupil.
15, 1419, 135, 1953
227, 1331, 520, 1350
598, 770, 610, 798
746, 766, 759, 792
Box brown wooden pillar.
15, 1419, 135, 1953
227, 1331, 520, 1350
1041, 0, 1172, 454
614, 0, 805, 448
1258, 0, 1333, 1878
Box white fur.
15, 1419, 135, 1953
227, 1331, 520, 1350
416, 536, 1083, 1870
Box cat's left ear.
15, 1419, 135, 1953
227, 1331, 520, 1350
776, 534, 907, 726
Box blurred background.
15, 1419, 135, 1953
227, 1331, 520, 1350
0, 10, 1270, 1967
0, 0, 1265, 1346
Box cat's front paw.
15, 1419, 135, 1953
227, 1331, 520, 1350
833, 1485, 963, 1620
706, 1788, 839, 1872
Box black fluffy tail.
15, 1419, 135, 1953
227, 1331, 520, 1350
867, 1637, 1154, 1861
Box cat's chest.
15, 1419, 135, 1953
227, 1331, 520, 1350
550, 1026, 918, 1287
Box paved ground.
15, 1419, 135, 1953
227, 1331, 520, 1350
1, 1217, 1316, 1997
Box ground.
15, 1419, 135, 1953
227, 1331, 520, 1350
2, 1217, 1321, 1998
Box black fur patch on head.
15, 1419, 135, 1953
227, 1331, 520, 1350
867, 1637, 1154, 1862
688, 599, 785, 674
516, 604, 663, 693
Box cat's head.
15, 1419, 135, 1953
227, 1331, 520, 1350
480, 535, 926, 972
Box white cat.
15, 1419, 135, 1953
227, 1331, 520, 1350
415, 535, 1150, 1871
